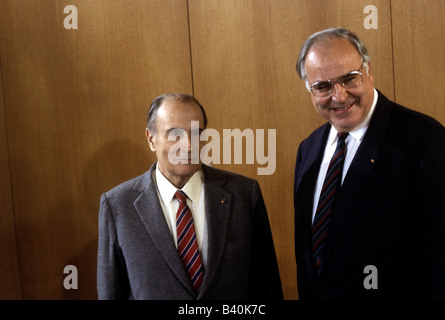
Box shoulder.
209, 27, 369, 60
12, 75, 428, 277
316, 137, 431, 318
377, 91, 444, 140
302, 123, 330, 144
202, 165, 265, 212
102, 167, 153, 202
202, 165, 262, 199
202, 165, 258, 185
389, 103, 442, 131
296, 122, 330, 161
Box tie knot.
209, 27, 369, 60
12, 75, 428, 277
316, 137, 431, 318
175, 190, 187, 203
337, 132, 349, 140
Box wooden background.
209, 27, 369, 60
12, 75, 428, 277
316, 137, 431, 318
1, 0, 443, 299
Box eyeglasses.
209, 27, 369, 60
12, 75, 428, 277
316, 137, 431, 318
307, 63, 364, 97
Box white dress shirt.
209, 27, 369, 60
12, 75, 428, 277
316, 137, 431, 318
153, 164, 208, 266
312, 89, 378, 223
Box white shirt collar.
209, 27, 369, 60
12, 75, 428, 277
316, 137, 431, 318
154, 163, 204, 207
329, 88, 378, 145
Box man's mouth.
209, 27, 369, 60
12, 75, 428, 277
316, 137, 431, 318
175, 155, 199, 164
330, 102, 354, 111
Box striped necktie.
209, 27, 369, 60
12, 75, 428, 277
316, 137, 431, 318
175, 190, 204, 293
312, 132, 349, 271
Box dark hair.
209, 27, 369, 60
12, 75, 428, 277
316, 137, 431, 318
296, 28, 371, 82
147, 93, 208, 135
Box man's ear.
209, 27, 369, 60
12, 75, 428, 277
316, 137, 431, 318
145, 128, 156, 152
365, 61, 374, 82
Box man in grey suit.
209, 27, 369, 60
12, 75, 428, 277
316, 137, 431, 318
97, 93, 283, 300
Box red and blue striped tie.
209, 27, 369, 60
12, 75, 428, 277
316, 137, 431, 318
312, 132, 349, 272
175, 190, 204, 293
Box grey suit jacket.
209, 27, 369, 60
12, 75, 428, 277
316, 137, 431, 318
97, 163, 283, 300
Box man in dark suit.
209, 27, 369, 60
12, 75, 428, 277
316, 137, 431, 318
97, 93, 283, 299
293, 28, 445, 299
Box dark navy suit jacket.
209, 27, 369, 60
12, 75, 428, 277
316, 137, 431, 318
294, 90, 445, 299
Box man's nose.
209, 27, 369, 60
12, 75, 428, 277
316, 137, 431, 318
184, 134, 192, 151
331, 83, 348, 102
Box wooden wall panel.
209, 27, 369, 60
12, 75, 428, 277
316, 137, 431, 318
0, 62, 22, 299
2, 0, 440, 300
189, 0, 393, 299
0, 0, 192, 299
391, 0, 445, 125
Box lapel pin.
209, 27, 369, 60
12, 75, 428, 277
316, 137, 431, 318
220, 198, 226, 204
370, 159, 375, 164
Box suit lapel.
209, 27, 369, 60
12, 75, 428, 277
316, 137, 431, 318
197, 166, 233, 298
295, 124, 330, 191
133, 164, 235, 298
320, 93, 391, 273
133, 165, 196, 295
294, 124, 330, 280
294, 124, 330, 236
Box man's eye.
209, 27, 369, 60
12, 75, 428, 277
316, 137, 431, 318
191, 129, 202, 137
169, 129, 186, 137
313, 82, 332, 92
341, 74, 358, 84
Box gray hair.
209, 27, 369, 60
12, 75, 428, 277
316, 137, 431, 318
147, 93, 208, 136
296, 28, 371, 83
